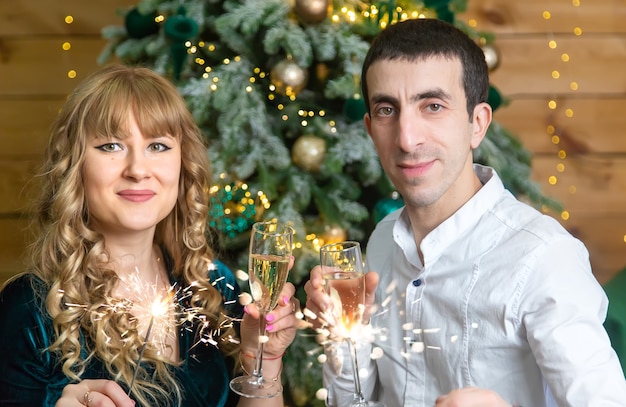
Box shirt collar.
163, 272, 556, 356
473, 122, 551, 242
393, 164, 505, 267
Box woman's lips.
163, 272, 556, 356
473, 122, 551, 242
117, 190, 156, 202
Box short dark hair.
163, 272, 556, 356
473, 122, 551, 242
361, 18, 489, 118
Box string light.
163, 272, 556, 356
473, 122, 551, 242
542, 2, 584, 222
63, 16, 77, 80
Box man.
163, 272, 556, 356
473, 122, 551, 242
305, 18, 626, 406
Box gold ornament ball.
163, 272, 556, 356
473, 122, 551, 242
316, 63, 330, 83
322, 224, 347, 244
294, 0, 331, 25
270, 59, 308, 97
292, 134, 326, 171
481, 43, 500, 72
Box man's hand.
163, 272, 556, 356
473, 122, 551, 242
435, 387, 512, 407
304, 265, 379, 329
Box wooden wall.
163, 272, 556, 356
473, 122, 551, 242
461, 0, 626, 284
1, 0, 625, 285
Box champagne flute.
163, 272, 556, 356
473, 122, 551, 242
230, 221, 293, 398
320, 241, 384, 407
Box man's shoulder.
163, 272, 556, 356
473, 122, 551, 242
491, 195, 573, 242
371, 207, 403, 235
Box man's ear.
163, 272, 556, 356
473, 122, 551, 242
470, 102, 492, 149
364, 112, 372, 136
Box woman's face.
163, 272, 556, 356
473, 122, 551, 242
81, 112, 181, 238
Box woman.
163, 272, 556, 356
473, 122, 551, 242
0, 65, 298, 407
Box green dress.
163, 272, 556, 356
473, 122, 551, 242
0, 260, 242, 407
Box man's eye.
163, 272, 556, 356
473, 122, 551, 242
427, 103, 443, 112
377, 106, 394, 116
96, 143, 122, 152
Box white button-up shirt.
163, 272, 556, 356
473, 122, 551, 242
324, 165, 626, 406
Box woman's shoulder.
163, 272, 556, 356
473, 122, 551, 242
0, 273, 53, 352
0, 273, 46, 311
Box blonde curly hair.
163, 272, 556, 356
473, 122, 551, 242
28, 64, 238, 406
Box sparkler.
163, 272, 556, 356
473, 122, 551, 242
127, 289, 175, 396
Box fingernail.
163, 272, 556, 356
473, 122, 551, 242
266, 313, 275, 322
266, 324, 274, 331
283, 295, 289, 305
243, 305, 250, 315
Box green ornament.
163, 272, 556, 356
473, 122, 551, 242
208, 182, 259, 239
423, 0, 454, 23
343, 96, 367, 123
373, 192, 404, 224
125, 8, 160, 39
488, 85, 502, 112
423, 0, 452, 9
164, 7, 199, 80
376, 0, 399, 25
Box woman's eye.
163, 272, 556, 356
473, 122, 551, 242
96, 143, 122, 152
149, 143, 171, 152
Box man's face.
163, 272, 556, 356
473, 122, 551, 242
364, 56, 489, 212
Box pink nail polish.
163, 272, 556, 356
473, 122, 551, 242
266, 324, 274, 331
266, 313, 275, 322
283, 295, 289, 305
243, 305, 250, 315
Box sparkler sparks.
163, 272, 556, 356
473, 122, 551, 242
127, 288, 176, 395
63, 262, 248, 395
302, 277, 469, 402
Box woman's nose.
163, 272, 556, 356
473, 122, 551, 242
123, 149, 150, 180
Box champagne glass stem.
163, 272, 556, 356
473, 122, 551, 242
252, 311, 268, 382
348, 338, 368, 406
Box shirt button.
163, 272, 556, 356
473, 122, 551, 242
413, 279, 422, 287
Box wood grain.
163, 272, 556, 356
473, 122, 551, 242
0, 0, 625, 285
494, 98, 626, 154
0, 0, 130, 36
459, 0, 626, 34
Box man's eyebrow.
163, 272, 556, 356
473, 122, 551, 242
410, 88, 451, 103
369, 94, 399, 106
370, 88, 452, 106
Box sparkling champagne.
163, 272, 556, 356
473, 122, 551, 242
249, 253, 290, 313
323, 270, 365, 337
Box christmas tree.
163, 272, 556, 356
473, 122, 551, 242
100, 1, 558, 404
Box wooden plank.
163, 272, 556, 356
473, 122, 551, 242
531, 155, 626, 216
0, 218, 31, 285
2, 0, 624, 36
489, 35, 626, 96
493, 98, 626, 154
0, 158, 42, 215
0, 99, 63, 155
0, 0, 131, 36
458, 0, 626, 34
1, 34, 622, 97
0, 214, 622, 286
5, 153, 624, 218
0, 38, 110, 96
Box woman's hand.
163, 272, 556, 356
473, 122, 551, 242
239, 281, 299, 359
56, 379, 135, 407
435, 387, 512, 407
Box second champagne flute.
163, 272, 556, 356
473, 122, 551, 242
229, 221, 293, 398
320, 241, 384, 407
